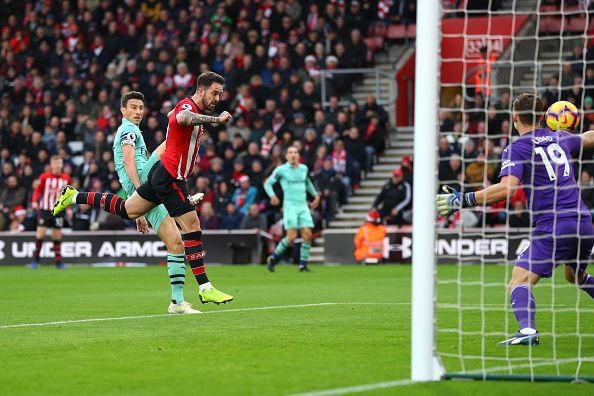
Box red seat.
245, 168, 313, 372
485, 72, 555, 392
405, 24, 416, 38
539, 16, 562, 33
565, 16, 587, 32
364, 37, 385, 53
387, 24, 406, 39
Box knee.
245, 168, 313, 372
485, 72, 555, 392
301, 229, 312, 242
564, 270, 577, 284
286, 235, 296, 245
165, 237, 184, 254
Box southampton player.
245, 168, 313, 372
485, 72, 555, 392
264, 146, 320, 272
53, 72, 234, 305
437, 93, 594, 346
31, 155, 70, 269
114, 91, 200, 314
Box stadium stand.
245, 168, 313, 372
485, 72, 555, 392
0, 0, 407, 234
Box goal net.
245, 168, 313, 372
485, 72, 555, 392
427, 0, 594, 382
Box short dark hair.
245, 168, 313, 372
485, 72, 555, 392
196, 71, 225, 90
512, 93, 543, 125
121, 91, 145, 108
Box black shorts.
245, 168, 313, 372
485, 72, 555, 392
38, 210, 64, 229
136, 161, 195, 218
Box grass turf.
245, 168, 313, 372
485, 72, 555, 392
0, 264, 592, 395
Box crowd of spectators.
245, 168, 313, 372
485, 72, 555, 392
0, 0, 394, 232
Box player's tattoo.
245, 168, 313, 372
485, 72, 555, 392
176, 110, 219, 126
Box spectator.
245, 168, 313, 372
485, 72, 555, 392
199, 202, 220, 230
232, 175, 258, 215
0, 175, 27, 230
508, 200, 530, 228
241, 203, 267, 231
372, 167, 412, 226
220, 202, 244, 230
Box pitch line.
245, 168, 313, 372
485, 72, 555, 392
0, 302, 401, 329
289, 379, 416, 396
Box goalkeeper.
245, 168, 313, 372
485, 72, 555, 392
264, 146, 320, 272
437, 93, 594, 346
114, 91, 201, 314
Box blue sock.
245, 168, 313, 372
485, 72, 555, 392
167, 253, 186, 304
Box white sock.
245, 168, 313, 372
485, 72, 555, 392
199, 282, 212, 292
520, 327, 537, 335
72, 192, 78, 202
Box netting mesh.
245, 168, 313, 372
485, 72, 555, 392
436, 1, 594, 380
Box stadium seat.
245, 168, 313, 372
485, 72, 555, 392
406, 24, 416, 38
387, 24, 406, 40
363, 37, 385, 53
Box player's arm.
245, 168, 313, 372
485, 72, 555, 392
436, 176, 520, 216
305, 175, 321, 209
581, 130, 594, 150
31, 175, 45, 210
176, 109, 232, 126
122, 144, 142, 188
264, 168, 281, 205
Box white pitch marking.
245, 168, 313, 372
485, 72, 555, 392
0, 302, 401, 329
289, 379, 416, 396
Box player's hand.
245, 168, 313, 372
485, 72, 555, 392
270, 196, 280, 206
31, 202, 38, 210
436, 186, 477, 216
310, 194, 320, 210
217, 111, 232, 124
136, 216, 149, 234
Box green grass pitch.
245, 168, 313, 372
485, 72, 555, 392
0, 264, 592, 395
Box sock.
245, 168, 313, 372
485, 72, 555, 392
299, 242, 311, 268
182, 231, 210, 286
52, 240, 62, 264
510, 285, 536, 331
579, 273, 594, 299
272, 237, 290, 261
167, 253, 186, 304
75, 192, 130, 220
199, 282, 212, 292
34, 238, 43, 261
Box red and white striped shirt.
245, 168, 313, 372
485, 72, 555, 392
161, 97, 204, 180
32, 172, 71, 211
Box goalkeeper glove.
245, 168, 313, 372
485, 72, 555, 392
435, 186, 477, 216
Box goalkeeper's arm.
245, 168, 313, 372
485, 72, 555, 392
474, 176, 520, 206
581, 130, 594, 150
437, 176, 519, 216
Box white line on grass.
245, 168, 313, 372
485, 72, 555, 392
288, 379, 416, 396
0, 302, 402, 329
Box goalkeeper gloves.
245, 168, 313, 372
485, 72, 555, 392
435, 186, 477, 216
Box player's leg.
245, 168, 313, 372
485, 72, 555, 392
32, 215, 46, 268
564, 266, 594, 298
52, 184, 156, 219
297, 208, 315, 272
174, 210, 233, 304
267, 228, 298, 272
146, 206, 200, 314
498, 265, 542, 346
51, 218, 64, 269
267, 208, 299, 271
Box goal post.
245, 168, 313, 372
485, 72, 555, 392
411, 0, 442, 382
412, 1, 594, 384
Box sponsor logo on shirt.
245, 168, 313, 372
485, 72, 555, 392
501, 159, 515, 170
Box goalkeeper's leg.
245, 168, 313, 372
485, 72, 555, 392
564, 266, 594, 299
